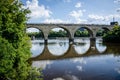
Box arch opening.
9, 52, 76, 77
74, 27, 91, 38
96, 27, 109, 53
96, 28, 110, 37
48, 27, 70, 56
74, 27, 92, 54
95, 28, 109, 53
26, 28, 44, 57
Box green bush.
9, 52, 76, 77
103, 25, 120, 43
0, 0, 42, 80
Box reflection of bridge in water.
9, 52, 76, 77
30, 39, 120, 61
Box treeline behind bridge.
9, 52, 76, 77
27, 29, 106, 39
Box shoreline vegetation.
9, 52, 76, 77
103, 24, 120, 43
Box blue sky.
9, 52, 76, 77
22, 0, 120, 24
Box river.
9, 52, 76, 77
30, 38, 120, 80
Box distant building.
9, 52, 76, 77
110, 21, 118, 25
110, 17, 119, 25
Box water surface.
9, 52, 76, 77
31, 38, 120, 80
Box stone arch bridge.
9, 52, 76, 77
27, 24, 113, 43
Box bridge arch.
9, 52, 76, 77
47, 27, 70, 56
96, 27, 110, 37
49, 26, 71, 39
47, 26, 72, 43
26, 27, 45, 40
26, 27, 45, 57
102, 27, 110, 31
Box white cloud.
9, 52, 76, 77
87, 14, 120, 24
115, 68, 120, 74
63, 75, 79, 80
116, 8, 120, 12
53, 75, 80, 80
88, 14, 120, 21
69, 10, 85, 19
75, 2, 82, 8
88, 14, 105, 21
114, 0, 120, 15
43, 18, 70, 23
53, 78, 65, 80
106, 14, 120, 21
24, 0, 52, 19
114, 0, 120, 4
69, 10, 86, 23
76, 19, 88, 24
76, 65, 83, 71
72, 58, 86, 64
32, 60, 53, 69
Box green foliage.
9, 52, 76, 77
27, 32, 44, 39
27, 29, 91, 39
0, 37, 16, 79
96, 29, 109, 37
0, 0, 42, 80
48, 30, 68, 38
103, 25, 120, 43
74, 30, 90, 37
28, 68, 43, 80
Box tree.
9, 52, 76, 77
0, 0, 42, 80
74, 30, 90, 37
103, 25, 120, 43
48, 30, 68, 38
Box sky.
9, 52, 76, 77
22, 0, 120, 24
